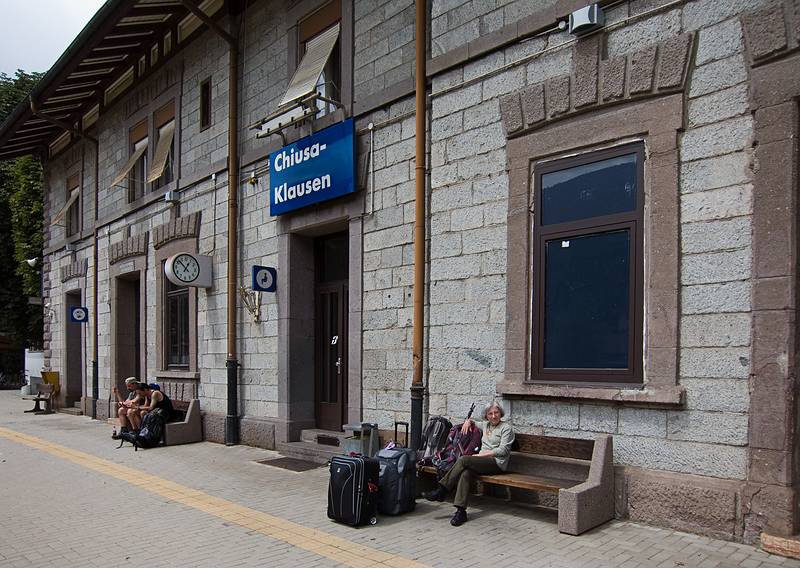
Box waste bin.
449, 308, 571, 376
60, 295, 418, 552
341, 422, 379, 457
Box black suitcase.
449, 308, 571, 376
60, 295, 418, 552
327, 455, 379, 526
377, 422, 417, 515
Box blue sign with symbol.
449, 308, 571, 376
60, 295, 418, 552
268, 118, 355, 216
70, 307, 89, 323
252, 265, 277, 293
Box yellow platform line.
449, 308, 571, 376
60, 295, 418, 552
0, 427, 429, 568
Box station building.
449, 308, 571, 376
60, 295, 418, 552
0, 0, 798, 544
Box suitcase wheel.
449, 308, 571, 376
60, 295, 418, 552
369, 517, 378, 525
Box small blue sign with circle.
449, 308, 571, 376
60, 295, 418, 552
252, 266, 277, 293
70, 307, 89, 323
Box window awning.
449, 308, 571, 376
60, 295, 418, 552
280, 23, 340, 107
51, 188, 79, 226
110, 138, 148, 188
147, 120, 175, 183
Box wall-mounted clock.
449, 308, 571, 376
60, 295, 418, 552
165, 253, 213, 288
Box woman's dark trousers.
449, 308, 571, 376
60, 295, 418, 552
439, 456, 502, 508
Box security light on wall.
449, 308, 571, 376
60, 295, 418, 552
569, 4, 604, 35
26, 257, 38, 268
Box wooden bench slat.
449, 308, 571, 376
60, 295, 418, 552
478, 473, 576, 492
513, 433, 594, 461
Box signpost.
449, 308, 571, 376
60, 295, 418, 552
70, 307, 89, 323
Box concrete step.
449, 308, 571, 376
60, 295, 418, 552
276, 441, 343, 465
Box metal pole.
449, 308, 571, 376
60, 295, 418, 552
224, 19, 241, 447
411, 0, 427, 451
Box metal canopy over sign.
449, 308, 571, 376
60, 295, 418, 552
252, 265, 277, 293
70, 307, 89, 323
268, 118, 355, 216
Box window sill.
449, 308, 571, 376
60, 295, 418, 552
155, 370, 199, 381
496, 381, 684, 406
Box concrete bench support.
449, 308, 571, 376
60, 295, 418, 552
557, 434, 614, 535
164, 399, 202, 446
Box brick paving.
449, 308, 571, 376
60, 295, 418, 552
0, 391, 798, 568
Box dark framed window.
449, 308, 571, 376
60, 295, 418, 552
128, 120, 148, 203
299, 0, 341, 118
164, 264, 189, 369
530, 143, 644, 385
200, 77, 211, 130
65, 173, 80, 238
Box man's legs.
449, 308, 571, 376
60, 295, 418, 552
127, 408, 141, 430
117, 405, 130, 429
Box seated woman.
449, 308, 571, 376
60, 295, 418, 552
423, 401, 515, 526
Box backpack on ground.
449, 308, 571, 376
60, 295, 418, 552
117, 409, 166, 451
418, 415, 452, 465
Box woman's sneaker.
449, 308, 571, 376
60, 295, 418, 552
450, 507, 467, 526
422, 484, 447, 502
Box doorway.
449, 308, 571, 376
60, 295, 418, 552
315, 232, 348, 431
114, 273, 141, 391
64, 290, 83, 406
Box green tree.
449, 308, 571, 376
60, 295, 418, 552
0, 70, 44, 373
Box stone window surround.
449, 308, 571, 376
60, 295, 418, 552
122, 85, 180, 207
286, 0, 354, 118
60, 283, 85, 404
65, 168, 82, 239
501, 94, 683, 405
109, 253, 148, 391
528, 142, 645, 385
154, 237, 199, 381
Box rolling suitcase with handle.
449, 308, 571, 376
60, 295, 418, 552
377, 421, 417, 515
327, 454, 379, 526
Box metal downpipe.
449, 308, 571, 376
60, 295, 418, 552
411, 0, 427, 451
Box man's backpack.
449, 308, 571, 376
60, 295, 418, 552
418, 416, 452, 464
117, 409, 166, 451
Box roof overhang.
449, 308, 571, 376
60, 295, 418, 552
0, 0, 227, 161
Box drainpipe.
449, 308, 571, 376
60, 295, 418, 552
180, 1, 240, 445
30, 98, 100, 419
411, 0, 427, 451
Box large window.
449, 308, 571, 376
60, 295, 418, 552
164, 265, 189, 369
531, 143, 644, 384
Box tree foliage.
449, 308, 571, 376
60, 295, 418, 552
0, 70, 44, 370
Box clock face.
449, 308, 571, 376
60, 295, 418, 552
173, 253, 200, 283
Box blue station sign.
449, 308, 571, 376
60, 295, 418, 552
268, 118, 356, 216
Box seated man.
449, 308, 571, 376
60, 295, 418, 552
134, 382, 174, 422
111, 377, 143, 439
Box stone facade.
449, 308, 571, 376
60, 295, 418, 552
31, 0, 800, 544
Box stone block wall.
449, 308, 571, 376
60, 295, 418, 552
354, 0, 416, 104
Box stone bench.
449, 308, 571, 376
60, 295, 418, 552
420, 433, 614, 535
163, 399, 202, 446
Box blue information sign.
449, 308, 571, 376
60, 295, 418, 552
268, 118, 356, 216
70, 307, 89, 323
252, 265, 277, 293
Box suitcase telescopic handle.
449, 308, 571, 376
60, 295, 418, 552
395, 421, 409, 447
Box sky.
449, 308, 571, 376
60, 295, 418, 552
0, 0, 106, 76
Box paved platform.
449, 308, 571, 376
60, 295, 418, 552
0, 391, 797, 568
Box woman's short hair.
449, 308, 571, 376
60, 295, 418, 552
483, 401, 505, 419
124, 377, 138, 386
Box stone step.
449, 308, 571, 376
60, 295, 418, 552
276, 441, 342, 465
762, 533, 800, 560
299, 428, 347, 446
58, 407, 83, 416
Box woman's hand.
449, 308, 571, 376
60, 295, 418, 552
460, 419, 473, 435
